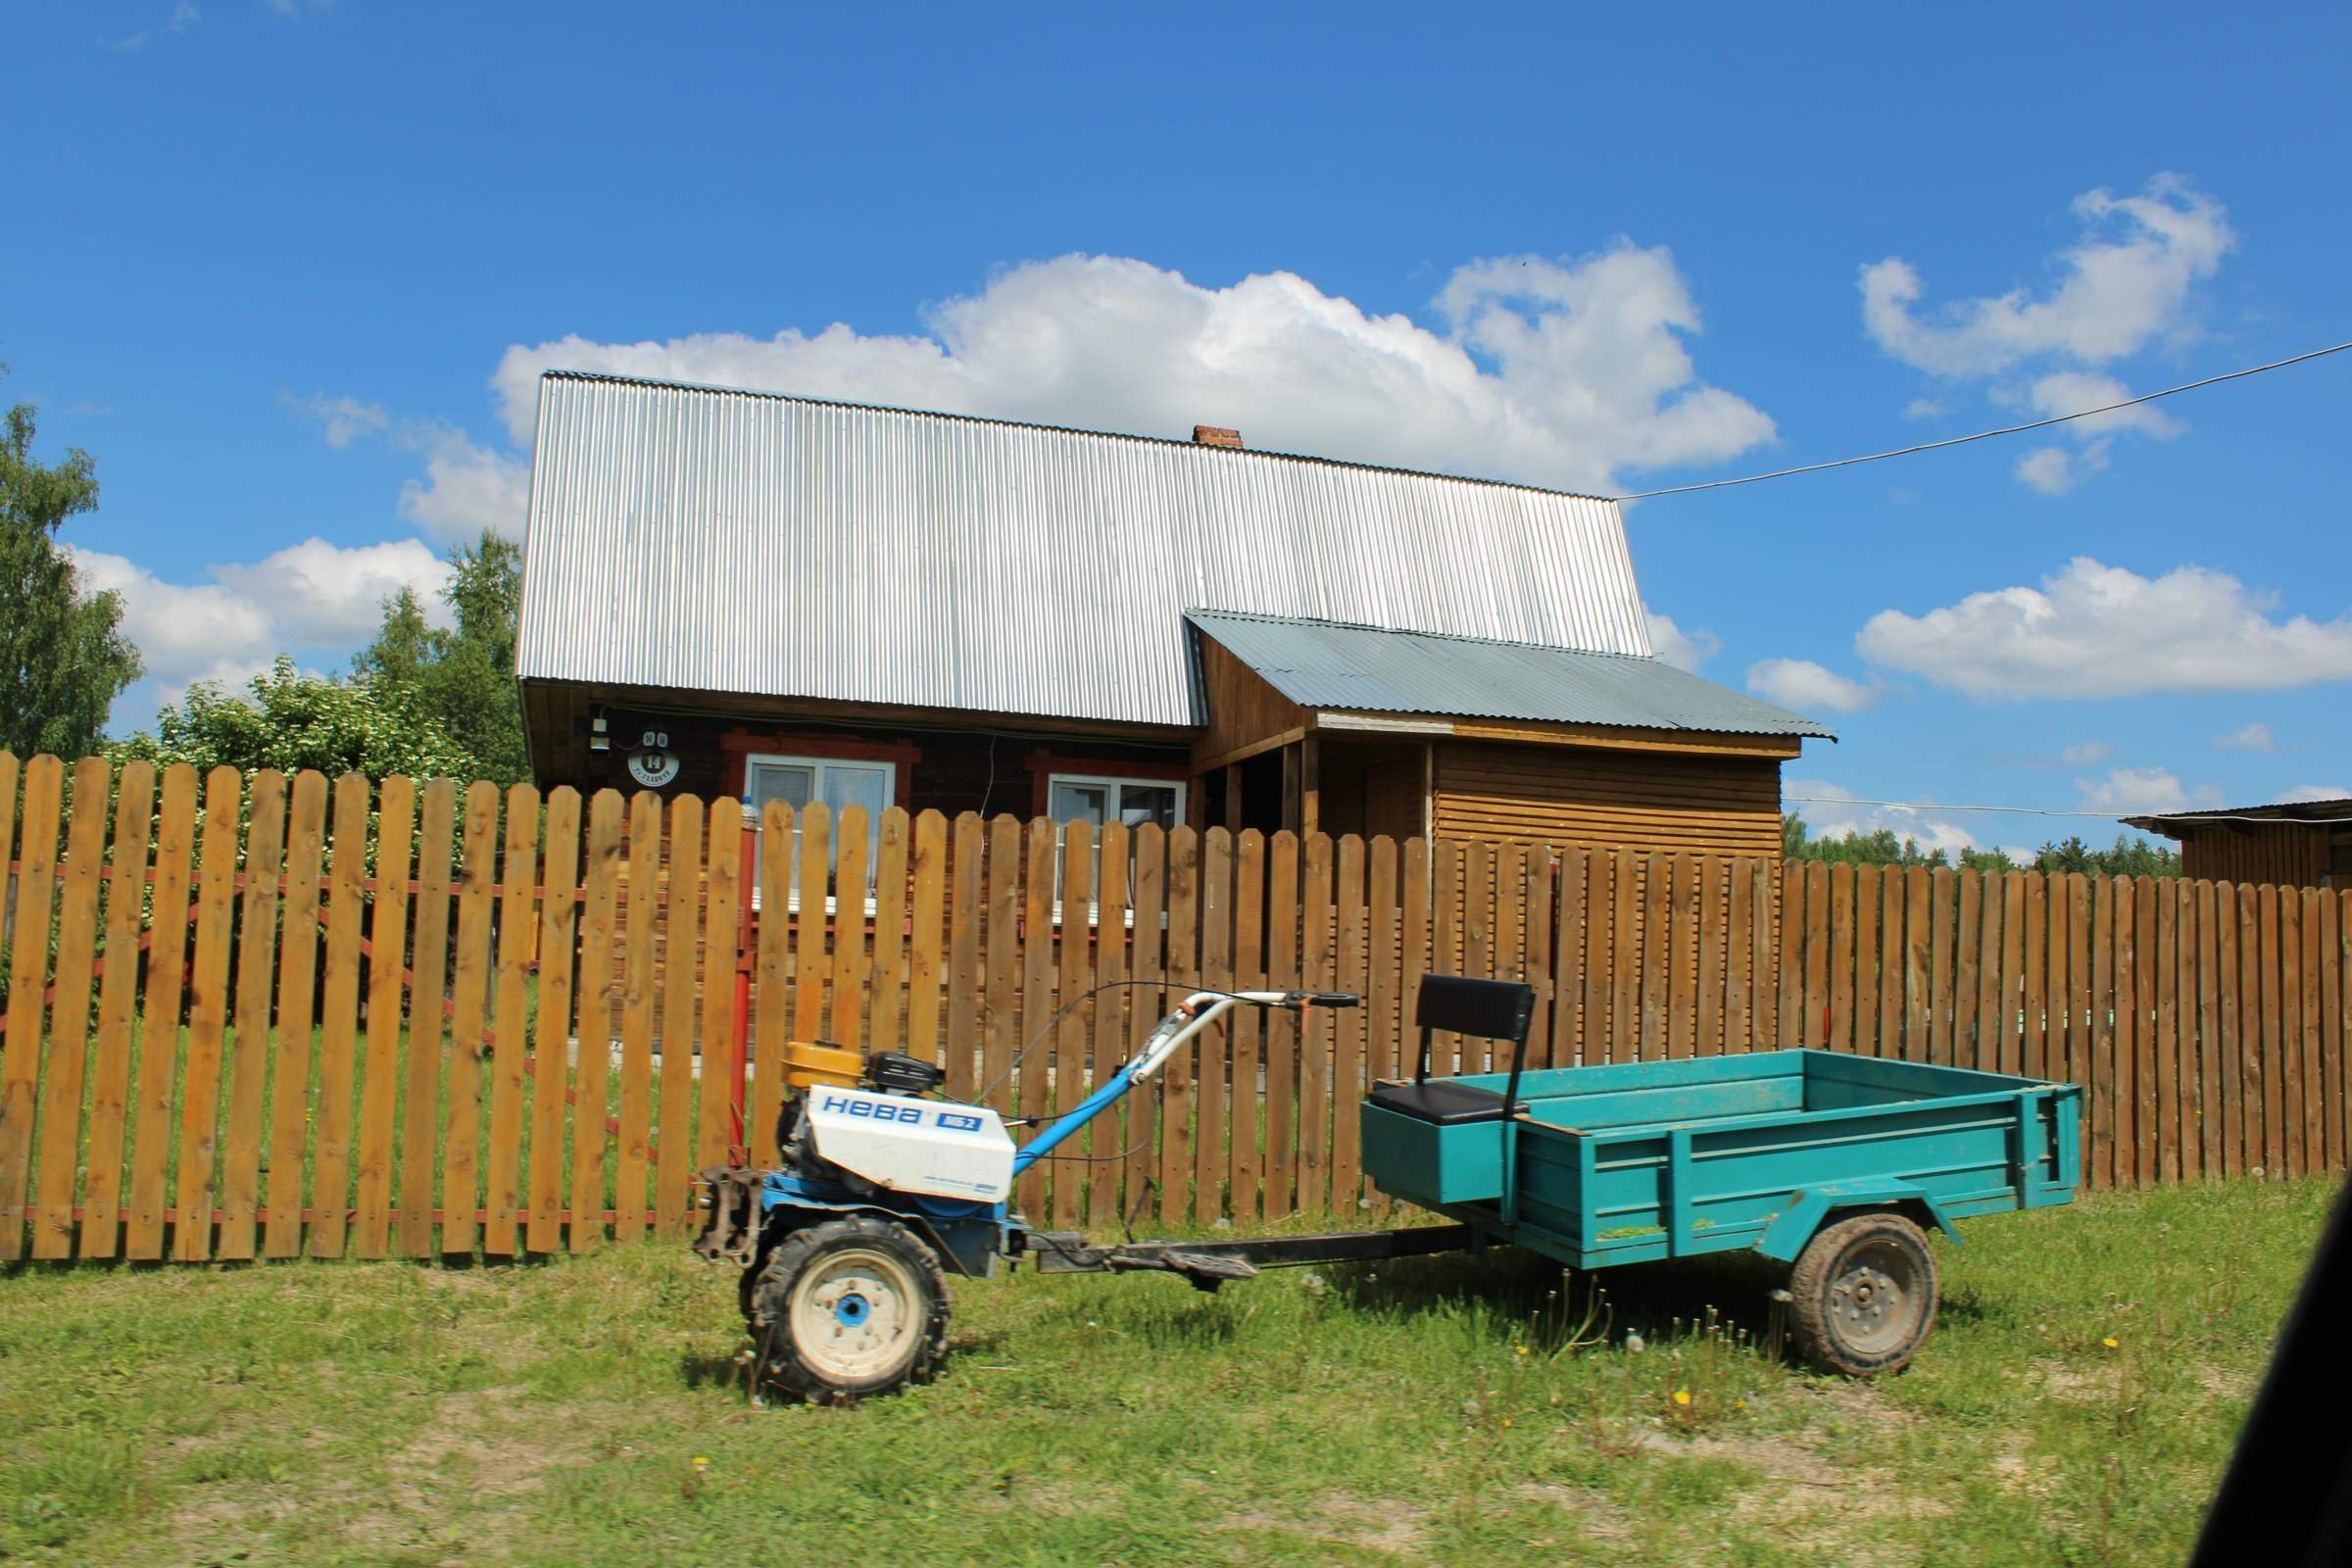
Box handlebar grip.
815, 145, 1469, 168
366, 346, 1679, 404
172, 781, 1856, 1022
1290, 991, 1360, 1009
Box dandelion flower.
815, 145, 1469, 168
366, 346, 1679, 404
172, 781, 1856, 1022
1673, 1390, 1691, 1406
693, 1456, 709, 1467
2102, 1337, 2119, 1348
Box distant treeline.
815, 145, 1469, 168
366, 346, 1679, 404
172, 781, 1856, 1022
1782, 814, 2181, 878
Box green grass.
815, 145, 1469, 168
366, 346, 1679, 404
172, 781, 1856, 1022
0, 1177, 2332, 1567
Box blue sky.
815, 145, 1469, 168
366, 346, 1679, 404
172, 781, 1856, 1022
7, 3, 2350, 856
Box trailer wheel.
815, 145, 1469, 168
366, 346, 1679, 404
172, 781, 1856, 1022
1786, 1212, 1938, 1377
748, 1216, 952, 1405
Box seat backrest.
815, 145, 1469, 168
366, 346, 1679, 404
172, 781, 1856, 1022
1415, 975, 1536, 1046
1410, 973, 1542, 1118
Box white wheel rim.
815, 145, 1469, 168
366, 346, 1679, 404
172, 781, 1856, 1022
788, 1246, 923, 1381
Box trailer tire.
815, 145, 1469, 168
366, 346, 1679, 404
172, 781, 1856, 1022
748, 1216, 952, 1405
1786, 1211, 1938, 1378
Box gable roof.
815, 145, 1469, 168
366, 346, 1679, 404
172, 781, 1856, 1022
1188, 610, 1835, 738
515, 371, 1652, 728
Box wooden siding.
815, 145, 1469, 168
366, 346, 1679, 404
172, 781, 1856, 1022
1192, 634, 1306, 768
2180, 823, 2347, 891
1432, 740, 1782, 858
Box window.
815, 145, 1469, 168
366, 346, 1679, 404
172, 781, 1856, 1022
1047, 773, 1186, 909
1047, 773, 1184, 833
745, 753, 897, 896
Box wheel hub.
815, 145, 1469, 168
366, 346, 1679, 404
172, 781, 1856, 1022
790, 1248, 922, 1380
1825, 1240, 1924, 1355
1836, 1266, 1896, 1327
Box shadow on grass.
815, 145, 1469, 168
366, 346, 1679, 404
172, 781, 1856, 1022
947, 1325, 1014, 1357
679, 1340, 754, 1393
1329, 1242, 1793, 1349
1118, 1294, 1245, 1349
1930, 1283, 1996, 1326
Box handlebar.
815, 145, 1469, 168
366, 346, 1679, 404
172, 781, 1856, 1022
1010, 986, 1364, 1171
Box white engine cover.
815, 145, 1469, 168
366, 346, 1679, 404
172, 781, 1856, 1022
805, 1088, 1016, 1203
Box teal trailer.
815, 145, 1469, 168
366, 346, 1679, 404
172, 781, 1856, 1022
1360, 980, 2082, 1374
696, 974, 2082, 1402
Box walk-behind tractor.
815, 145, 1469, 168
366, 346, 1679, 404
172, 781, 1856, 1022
695, 976, 2081, 1404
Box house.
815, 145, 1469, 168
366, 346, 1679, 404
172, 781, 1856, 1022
2121, 798, 2352, 890
514, 371, 1832, 857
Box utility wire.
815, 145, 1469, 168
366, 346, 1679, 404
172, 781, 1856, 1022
1785, 795, 2352, 825
1612, 339, 2352, 502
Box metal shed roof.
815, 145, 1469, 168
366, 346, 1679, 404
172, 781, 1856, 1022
1187, 609, 1836, 738
2122, 798, 2352, 837
516, 371, 1654, 728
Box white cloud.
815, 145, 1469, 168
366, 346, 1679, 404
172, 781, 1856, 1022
2076, 767, 2223, 815
1860, 174, 2233, 377
2008, 370, 2185, 498
2278, 784, 2349, 804
2015, 445, 2098, 495
2060, 742, 2112, 765
1861, 175, 2230, 494
486, 250, 1776, 497
284, 392, 390, 449
396, 429, 530, 544
1746, 658, 1877, 714
69, 547, 272, 697
214, 537, 452, 647
1644, 606, 1721, 673
2214, 721, 2275, 752
66, 537, 451, 701
288, 393, 528, 544
1856, 557, 2352, 700
2024, 370, 2184, 440
1783, 778, 1983, 858
1903, 398, 1945, 420
106, 0, 199, 50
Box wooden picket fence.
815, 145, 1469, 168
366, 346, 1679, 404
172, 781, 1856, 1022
1, 752, 2346, 1262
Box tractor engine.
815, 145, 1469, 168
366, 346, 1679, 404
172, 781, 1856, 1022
773, 1052, 1016, 1206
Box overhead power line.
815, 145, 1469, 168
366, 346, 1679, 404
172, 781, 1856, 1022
1612, 338, 2352, 502
1784, 795, 2352, 826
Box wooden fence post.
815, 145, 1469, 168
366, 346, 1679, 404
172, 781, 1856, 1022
32, 757, 111, 1259
352, 774, 413, 1257
82, 760, 157, 1260
398, 779, 457, 1257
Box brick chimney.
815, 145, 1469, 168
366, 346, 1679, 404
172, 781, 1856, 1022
1192, 424, 1244, 450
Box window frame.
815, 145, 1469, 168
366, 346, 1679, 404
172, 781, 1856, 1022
1044, 770, 1188, 833
1043, 771, 1188, 921
742, 750, 902, 913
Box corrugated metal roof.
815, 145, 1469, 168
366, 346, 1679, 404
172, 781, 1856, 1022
516, 371, 1653, 727
1188, 610, 1836, 738
2122, 797, 2352, 836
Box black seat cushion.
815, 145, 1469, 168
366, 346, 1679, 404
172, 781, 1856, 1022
1369, 1079, 1511, 1126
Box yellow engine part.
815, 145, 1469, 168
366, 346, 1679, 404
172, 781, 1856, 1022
782, 1039, 862, 1092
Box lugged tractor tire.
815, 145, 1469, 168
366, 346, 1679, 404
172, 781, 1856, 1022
1786, 1211, 1939, 1378
748, 1216, 953, 1405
